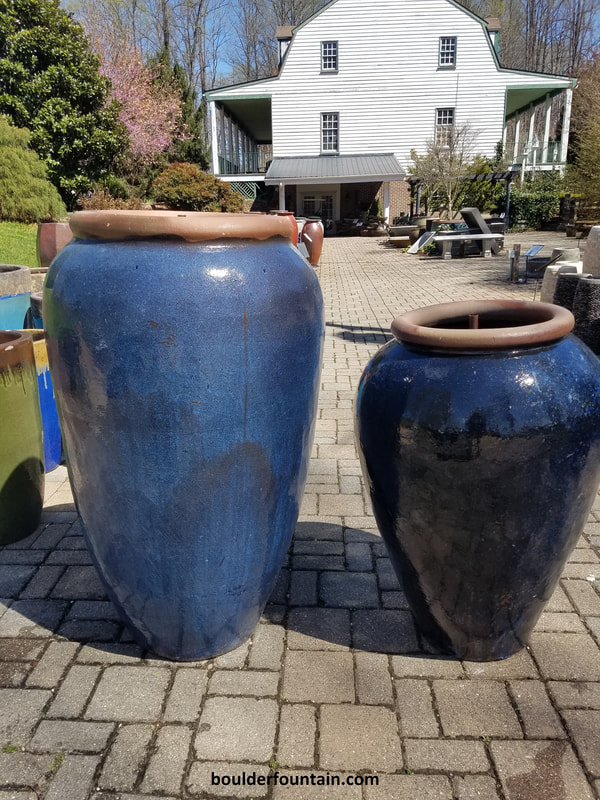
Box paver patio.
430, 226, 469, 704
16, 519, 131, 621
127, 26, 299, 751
1, 231, 599, 799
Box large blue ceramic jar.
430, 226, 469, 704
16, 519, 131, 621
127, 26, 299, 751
356, 300, 600, 661
44, 211, 324, 660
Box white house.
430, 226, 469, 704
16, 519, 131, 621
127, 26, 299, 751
205, 0, 574, 223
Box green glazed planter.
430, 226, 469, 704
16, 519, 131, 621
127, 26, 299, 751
0, 331, 44, 545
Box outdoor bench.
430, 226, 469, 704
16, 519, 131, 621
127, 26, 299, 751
433, 232, 504, 259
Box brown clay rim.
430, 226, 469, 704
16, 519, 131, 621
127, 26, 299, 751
0, 331, 35, 368
68, 210, 294, 243
391, 300, 574, 350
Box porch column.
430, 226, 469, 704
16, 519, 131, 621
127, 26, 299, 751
383, 182, 390, 223
527, 105, 536, 151
513, 113, 521, 162
279, 183, 286, 211
541, 94, 552, 164
559, 87, 573, 173
209, 101, 219, 175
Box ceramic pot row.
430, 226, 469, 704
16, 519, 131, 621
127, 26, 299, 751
41, 210, 600, 665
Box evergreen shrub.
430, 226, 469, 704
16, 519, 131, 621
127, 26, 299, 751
0, 118, 66, 223
152, 162, 244, 212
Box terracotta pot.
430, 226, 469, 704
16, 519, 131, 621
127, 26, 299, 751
0, 331, 44, 544
37, 222, 73, 269
356, 299, 600, 660
275, 211, 299, 246
301, 219, 324, 266
45, 210, 324, 660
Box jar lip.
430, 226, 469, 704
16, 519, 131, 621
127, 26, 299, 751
68, 210, 294, 243
0, 330, 35, 367
391, 300, 574, 350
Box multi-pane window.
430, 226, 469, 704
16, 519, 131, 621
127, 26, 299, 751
435, 108, 455, 146
321, 41, 338, 71
439, 37, 457, 67
321, 113, 339, 153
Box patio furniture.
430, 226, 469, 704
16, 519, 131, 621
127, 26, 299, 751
433, 232, 503, 259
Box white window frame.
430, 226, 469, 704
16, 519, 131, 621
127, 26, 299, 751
321, 112, 339, 154
439, 36, 457, 68
435, 107, 455, 146
321, 41, 338, 72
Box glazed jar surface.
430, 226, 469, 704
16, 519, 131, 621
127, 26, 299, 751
356, 301, 600, 660
45, 211, 324, 660
0, 332, 44, 545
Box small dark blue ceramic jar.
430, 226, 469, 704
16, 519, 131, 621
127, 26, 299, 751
356, 300, 600, 661
45, 211, 324, 660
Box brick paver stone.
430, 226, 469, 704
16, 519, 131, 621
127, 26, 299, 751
529, 632, 600, 680
0, 567, 36, 596
547, 681, 600, 709
508, 680, 565, 738
271, 772, 363, 799
491, 740, 596, 800
0, 689, 51, 746
391, 655, 464, 678
47, 664, 100, 718
452, 775, 502, 800
395, 679, 439, 736
355, 651, 394, 705
462, 648, 538, 679
404, 739, 490, 772
50, 565, 107, 599
561, 710, 600, 776
44, 754, 99, 800
319, 704, 402, 771
85, 666, 170, 721
140, 725, 192, 795
164, 668, 207, 722
277, 704, 316, 767
282, 651, 354, 702
0, 752, 55, 790
287, 607, 350, 650
364, 774, 453, 800
248, 624, 285, 669
194, 697, 277, 762
29, 720, 113, 753
319, 571, 379, 607
433, 680, 523, 738
353, 609, 418, 653
99, 723, 154, 791
208, 669, 279, 696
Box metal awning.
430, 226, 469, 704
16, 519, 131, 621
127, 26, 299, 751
264, 154, 406, 185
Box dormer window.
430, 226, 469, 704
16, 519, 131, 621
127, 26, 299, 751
321, 41, 338, 72
439, 37, 457, 67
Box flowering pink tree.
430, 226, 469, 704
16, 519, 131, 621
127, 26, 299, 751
100, 49, 184, 166
84, 20, 185, 176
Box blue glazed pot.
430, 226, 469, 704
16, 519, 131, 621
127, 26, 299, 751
0, 265, 31, 330
44, 211, 324, 660
356, 300, 600, 661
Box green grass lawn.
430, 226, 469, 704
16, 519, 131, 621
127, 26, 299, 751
0, 221, 39, 268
